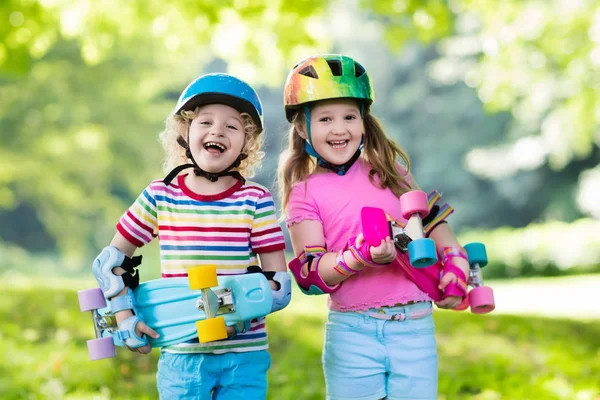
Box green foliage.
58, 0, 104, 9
361, 0, 454, 48
1, 280, 598, 399
439, 0, 600, 169
1, 0, 327, 80
0, 0, 328, 265
460, 218, 600, 279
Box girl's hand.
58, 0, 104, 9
356, 234, 396, 265
435, 272, 463, 309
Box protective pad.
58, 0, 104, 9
270, 271, 292, 313
116, 315, 148, 349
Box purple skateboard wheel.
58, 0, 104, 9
78, 288, 107, 312
88, 337, 116, 360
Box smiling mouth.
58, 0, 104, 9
203, 142, 227, 153
327, 140, 349, 149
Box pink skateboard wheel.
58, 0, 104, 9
400, 191, 429, 220
454, 295, 469, 311
469, 286, 495, 314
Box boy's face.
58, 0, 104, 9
187, 104, 246, 173
305, 99, 364, 166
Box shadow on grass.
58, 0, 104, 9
0, 285, 598, 399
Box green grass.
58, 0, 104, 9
0, 280, 598, 400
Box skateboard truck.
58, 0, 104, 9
93, 313, 117, 336
389, 221, 412, 253
196, 287, 235, 317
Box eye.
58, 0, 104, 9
319, 116, 331, 122
227, 124, 239, 130
199, 120, 211, 125
345, 114, 357, 120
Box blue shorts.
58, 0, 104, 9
322, 302, 438, 400
156, 350, 271, 400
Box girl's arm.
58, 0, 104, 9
289, 220, 394, 286
428, 223, 469, 276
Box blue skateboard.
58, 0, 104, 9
78, 266, 272, 360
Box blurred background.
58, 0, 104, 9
1, 0, 599, 399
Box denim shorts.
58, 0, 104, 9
323, 302, 438, 400
156, 350, 271, 400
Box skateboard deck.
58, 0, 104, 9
82, 273, 272, 350
362, 206, 447, 301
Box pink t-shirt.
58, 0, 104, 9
286, 158, 432, 311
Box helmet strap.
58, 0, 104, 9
162, 122, 247, 185
302, 106, 364, 176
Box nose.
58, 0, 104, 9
331, 119, 347, 135
209, 122, 225, 136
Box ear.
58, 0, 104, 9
295, 122, 309, 140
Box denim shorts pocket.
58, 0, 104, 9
326, 311, 362, 330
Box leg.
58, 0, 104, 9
384, 304, 438, 400
323, 311, 387, 400
156, 352, 217, 400
213, 350, 271, 400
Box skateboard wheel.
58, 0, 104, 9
464, 242, 488, 268
454, 295, 470, 311
78, 288, 107, 312
408, 238, 437, 268
400, 191, 429, 220
188, 265, 218, 290
196, 316, 228, 343
87, 337, 116, 360
469, 286, 495, 314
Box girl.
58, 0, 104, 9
92, 73, 289, 399
278, 54, 469, 400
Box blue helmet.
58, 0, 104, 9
174, 73, 264, 133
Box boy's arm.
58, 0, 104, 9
97, 231, 159, 352
256, 250, 292, 315
257, 250, 287, 290
108, 231, 139, 297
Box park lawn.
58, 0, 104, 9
0, 280, 598, 400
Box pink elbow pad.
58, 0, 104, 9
288, 247, 340, 295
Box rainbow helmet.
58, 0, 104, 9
283, 54, 374, 121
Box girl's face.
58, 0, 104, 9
305, 99, 363, 166
187, 104, 246, 173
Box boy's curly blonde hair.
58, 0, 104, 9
159, 107, 264, 178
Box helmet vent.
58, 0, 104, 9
298, 66, 319, 79
354, 62, 366, 77
326, 60, 343, 76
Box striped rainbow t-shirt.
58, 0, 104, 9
116, 174, 286, 354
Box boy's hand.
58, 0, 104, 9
115, 309, 159, 354
435, 272, 462, 309
355, 234, 396, 265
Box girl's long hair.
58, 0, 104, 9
277, 106, 413, 215
159, 108, 264, 178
